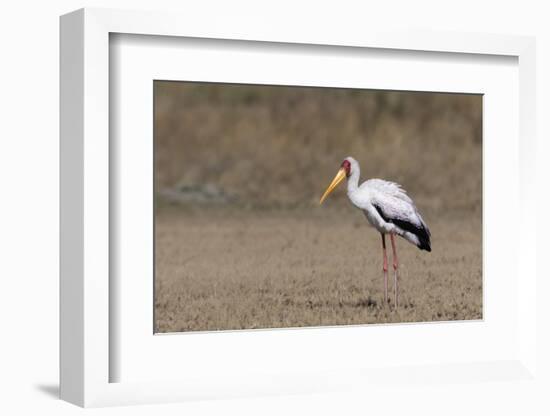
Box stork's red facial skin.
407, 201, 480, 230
341, 160, 351, 177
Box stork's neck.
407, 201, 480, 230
347, 167, 360, 194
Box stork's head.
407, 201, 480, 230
319, 157, 358, 204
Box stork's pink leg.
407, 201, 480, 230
390, 233, 399, 308
381, 233, 388, 304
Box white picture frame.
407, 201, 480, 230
60, 7, 538, 408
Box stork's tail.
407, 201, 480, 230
416, 229, 431, 252
393, 219, 431, 252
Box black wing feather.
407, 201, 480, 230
373, 204, 431, 252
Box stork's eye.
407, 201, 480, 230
341, 160, 351, 177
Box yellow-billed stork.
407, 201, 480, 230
320, 156, 431, 307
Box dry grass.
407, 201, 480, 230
155, 207, 482, 333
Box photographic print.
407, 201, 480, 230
154, 81, 482, 333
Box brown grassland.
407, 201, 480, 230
154, 82, 482, 332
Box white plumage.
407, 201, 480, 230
320, 156, 431, 307
345, 157, 431, 252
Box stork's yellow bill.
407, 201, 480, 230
320, 168, 347, 204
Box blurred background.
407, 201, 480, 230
154, 81, 482, 215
